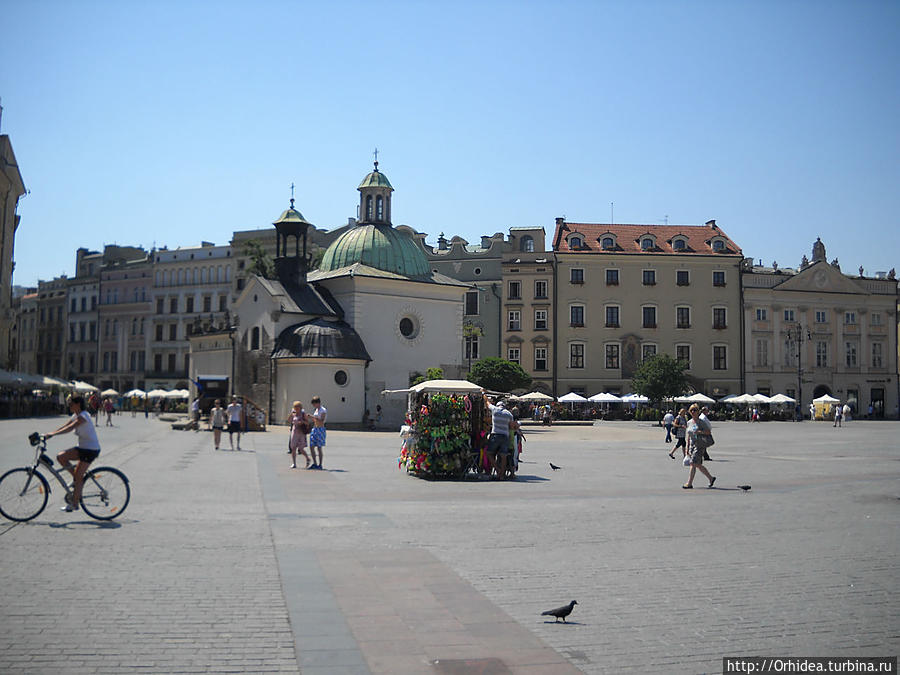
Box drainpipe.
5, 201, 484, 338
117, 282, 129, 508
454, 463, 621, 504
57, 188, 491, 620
269, 356, 275, 426
552, 257, 558, 397
490, 282, 501, 357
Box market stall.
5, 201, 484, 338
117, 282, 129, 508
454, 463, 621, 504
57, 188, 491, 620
383, 379, 489, 480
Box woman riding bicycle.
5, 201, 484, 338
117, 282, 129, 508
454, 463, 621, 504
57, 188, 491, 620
45, 395, 101, 512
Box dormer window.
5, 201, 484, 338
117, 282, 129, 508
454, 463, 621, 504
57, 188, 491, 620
600, 234, 616, 250
641, 238, 653, 250
672, 237, 687, 251
569, 236, 583, 249
520, 235, 534, 253
711, 238, 726, 252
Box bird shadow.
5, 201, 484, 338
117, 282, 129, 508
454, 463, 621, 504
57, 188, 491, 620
543, 620, 584, 625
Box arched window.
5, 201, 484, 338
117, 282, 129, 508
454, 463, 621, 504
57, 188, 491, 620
200, 268, 206, 283
376, 195, 384, 220
641, 238, 654, 250
602, 237, 614, 249
366, 196, 373, 220
570, 236, 583, 249
251, 326, 260, 350
673, 238, 686, 251
520, 235, 534, 252
712, 239, 725, 252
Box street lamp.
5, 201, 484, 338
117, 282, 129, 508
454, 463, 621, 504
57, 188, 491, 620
784, 323, 811, 420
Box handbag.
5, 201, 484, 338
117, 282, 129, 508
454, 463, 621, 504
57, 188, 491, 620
683, 454, 692, 467
705, 433, 715, 447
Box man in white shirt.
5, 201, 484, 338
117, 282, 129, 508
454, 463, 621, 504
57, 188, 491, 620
226, 396, 243, 450
663, 410, 675, 443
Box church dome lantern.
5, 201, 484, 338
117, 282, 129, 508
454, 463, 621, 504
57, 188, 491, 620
358, 154, 393, 225
272, 197, 314, 286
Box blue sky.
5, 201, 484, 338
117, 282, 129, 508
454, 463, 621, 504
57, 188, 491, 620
3, 0, 899, 287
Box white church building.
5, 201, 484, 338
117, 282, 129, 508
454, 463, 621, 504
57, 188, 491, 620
190, 162, 468, 427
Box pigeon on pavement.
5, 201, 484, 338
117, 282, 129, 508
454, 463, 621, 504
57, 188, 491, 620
549, 462, 561, 471
541, 600, 577, 622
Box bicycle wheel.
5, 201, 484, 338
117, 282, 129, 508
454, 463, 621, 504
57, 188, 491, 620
0, 468, 50, 522
80, 466, 130, 520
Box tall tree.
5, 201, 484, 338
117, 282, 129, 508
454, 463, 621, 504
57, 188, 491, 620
243, 239, 275, 279
468, 357, 531, 393
631, 353, 689, 406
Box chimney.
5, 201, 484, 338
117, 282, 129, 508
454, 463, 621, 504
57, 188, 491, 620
706, 219, 717, 229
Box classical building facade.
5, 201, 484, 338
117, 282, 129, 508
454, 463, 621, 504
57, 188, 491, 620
549, 218, 744, 397
1, 133, 26, 369
97, 258, 152, 392
35, 277, 68, 378
500, 228, 555, 393
742, 238, 898, 417
149, 243, 233, 389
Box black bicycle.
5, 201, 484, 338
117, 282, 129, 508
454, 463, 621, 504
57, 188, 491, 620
0, 433, 131, 522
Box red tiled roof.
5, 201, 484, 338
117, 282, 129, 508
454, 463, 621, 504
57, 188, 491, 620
552, 220, 743, 256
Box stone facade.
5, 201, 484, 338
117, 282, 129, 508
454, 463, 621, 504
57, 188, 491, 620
742, 239, 899, 418
549, 218, 744, 397
0, 134, 26, 369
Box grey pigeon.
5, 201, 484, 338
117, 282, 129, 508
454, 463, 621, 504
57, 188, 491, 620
549, 462, 561, 471
737, 485, 752, 491
541, 600, 577, 622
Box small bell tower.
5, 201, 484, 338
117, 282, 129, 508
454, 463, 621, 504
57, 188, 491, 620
357, 149, 393, 226
273, 191, 313, 286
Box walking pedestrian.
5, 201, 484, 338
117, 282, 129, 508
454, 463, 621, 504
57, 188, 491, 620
104, 397, 115, 426
210, 399, 227, 450
226, 396, 244, 449
663, 410, 674, 443
308, 396, 327, 469
287, 401, 311, 469
683, 404, 716, 489
668, 408, 688, 459
833, 404, 842, 428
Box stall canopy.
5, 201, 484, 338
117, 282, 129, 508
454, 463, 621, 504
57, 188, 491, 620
101, 388, 119, 397
768, 393, 797, 404
165, 389, 190, 398
382, 379, 484, 396
813, 394, 841, 403
146, 389, 169, 398
620, 393, 649, 403
124, 389, 146, 398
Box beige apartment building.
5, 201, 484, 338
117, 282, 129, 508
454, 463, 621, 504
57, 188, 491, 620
742, 238, 898, 418
550, 218, 744, 398
500, 227, 554, 393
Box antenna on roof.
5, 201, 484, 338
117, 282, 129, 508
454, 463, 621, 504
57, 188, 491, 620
610, 202, 614, 225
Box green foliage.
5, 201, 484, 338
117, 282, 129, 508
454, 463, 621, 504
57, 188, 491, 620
631, 353, 689, 406
308, 247, 325, 271
468, 358, 531, 393
411, 367, 444, 386
243, 239, 275, 279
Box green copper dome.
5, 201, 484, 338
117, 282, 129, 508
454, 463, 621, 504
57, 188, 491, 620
358, 167, 393, 190
319, 223, 430, 277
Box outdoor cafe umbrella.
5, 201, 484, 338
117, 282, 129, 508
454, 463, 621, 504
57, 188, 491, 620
674, 392, 716, 404
124, 389, 146, 398
588, 392, 621, 403
515, 391, 554, 401
101, 388, 119, 397
768, 393, 796, 404
72, 380, 99, 393
146, 389, 169, 398
620, 393, 649, 404
164, 389, 190, 398
558, 392, 588, 403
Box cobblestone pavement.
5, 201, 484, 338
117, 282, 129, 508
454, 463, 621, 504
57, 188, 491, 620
1, 414, 897, 674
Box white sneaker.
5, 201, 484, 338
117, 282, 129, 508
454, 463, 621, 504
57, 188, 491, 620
61, 503, 78, 512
